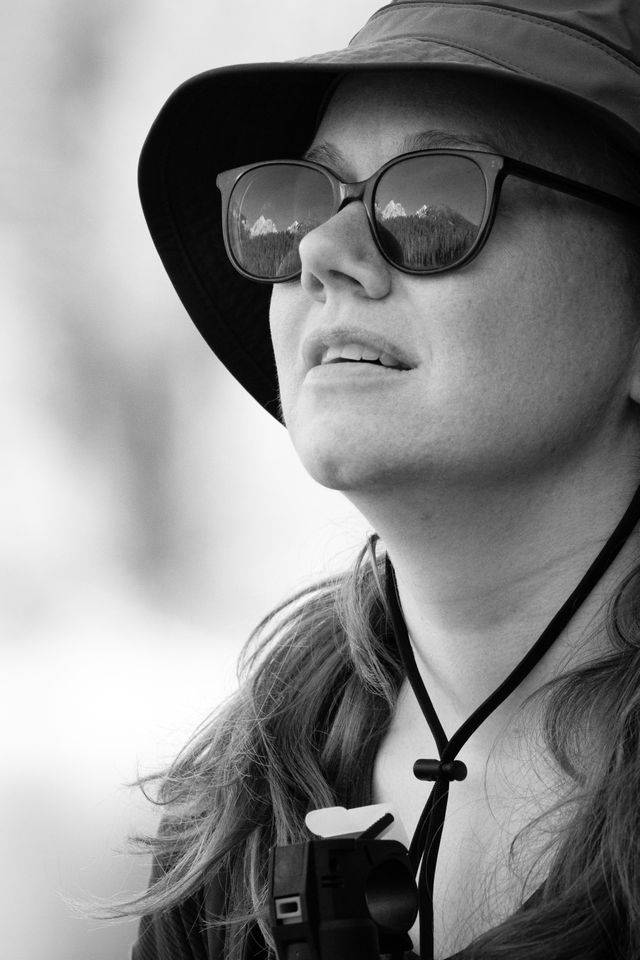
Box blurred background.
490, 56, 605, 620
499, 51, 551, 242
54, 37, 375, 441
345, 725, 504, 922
1, 1, 381, 957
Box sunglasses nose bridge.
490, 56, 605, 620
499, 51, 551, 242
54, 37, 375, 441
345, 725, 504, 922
336, 179, 367, 212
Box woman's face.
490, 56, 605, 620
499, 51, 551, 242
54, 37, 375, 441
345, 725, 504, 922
269, 72, 640, 493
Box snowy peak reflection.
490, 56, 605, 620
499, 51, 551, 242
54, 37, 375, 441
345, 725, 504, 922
233, 215, 320, 278
375, 201, 479, 269
247, 216, 305, 236
380, 200, 406, 219
233, 203, 480, 275
249, 214, 277, 237
374, 199, 477, 227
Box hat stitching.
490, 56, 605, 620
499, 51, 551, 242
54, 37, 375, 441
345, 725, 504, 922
359, 2, 640, 76
345, 33, 550, 83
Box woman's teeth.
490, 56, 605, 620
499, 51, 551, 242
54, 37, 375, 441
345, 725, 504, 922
321, 343, 403, 368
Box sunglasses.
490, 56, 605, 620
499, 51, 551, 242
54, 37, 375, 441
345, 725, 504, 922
216, 149, 640, 283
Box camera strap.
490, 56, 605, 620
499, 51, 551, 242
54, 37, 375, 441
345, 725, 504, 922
384, 482, 640, 960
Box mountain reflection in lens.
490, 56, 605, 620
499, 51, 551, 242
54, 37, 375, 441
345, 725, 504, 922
374, 155, 485, 269
229, 165, 334, 278
228, 155, 487, 277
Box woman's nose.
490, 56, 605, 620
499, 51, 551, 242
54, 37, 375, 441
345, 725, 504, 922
298, 202, 393, 302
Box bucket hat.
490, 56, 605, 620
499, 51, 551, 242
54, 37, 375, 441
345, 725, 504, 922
139, 0, 640, 421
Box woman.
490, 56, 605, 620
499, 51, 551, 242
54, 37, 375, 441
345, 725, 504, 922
127, 2, 640, 957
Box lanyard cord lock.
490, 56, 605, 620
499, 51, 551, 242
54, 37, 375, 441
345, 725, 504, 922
413, 758, 468, 782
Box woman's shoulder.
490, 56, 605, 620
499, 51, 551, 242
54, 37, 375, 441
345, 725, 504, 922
130, 856, 275, 960
131, 891, 213, 960
130, 866, 230, 960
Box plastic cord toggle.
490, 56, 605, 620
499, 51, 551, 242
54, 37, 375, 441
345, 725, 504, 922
413, 759, 468, 782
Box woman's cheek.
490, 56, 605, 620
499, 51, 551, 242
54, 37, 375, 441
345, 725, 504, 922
269, 285, 305, 414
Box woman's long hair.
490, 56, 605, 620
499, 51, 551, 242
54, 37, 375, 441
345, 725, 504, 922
117, 536, 640, 959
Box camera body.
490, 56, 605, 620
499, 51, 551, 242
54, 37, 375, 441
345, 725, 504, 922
268, 836, 418, 960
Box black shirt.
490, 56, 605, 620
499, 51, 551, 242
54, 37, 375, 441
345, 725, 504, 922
130, 853, 542, 959
130, 884, 469, 960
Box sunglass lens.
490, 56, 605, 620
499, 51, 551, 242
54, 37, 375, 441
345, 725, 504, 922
227, 164, 335, 279
374, 155, 486, 270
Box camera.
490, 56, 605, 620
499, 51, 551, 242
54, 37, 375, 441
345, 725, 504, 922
268, 830, 418, 960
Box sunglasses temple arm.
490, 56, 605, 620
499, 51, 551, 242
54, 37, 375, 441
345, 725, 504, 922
505, 157, 640, 218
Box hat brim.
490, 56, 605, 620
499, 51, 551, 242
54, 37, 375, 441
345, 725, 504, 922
138, 51, 638, 421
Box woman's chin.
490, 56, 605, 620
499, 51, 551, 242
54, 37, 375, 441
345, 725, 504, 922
290, 439, 376, 491
289, 431, 415, 493
297, 447, 374, 491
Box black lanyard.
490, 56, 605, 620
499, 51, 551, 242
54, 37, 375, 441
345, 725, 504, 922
384, 483, 640, 960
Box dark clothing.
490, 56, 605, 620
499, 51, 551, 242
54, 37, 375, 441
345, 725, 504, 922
130, 872, 548, 959
131, 871, 228, 960
130, 880, 464, 960
131, 891, 427, 960
130, 843, 541, 959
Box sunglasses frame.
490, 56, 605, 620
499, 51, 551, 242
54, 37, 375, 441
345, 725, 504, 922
216, 149, 640, 283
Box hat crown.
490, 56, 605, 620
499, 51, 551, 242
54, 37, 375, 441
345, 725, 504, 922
343, 0, 640, 151
356, 0, 640, 66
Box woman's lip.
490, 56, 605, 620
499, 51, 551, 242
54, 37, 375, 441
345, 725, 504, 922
302, 327, 416, 372
304, 360, 413, 384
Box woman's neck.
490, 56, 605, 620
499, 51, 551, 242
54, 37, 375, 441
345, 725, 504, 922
349, 457, 640, 737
